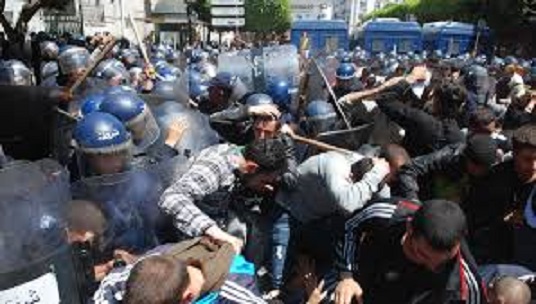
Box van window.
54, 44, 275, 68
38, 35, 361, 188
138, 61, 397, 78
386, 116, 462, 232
372, 40, 384, 52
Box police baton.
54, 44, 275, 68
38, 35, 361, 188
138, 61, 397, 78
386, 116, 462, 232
68, 37, 117, 96
311, 59, 351, 130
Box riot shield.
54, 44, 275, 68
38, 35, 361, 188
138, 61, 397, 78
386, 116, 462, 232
71, 169, 167, 257
0, 159, 83, 303
316, 123, 374, 151
263, 45, 300, 90
217, 50, 255, 92
154, 101, 220, 156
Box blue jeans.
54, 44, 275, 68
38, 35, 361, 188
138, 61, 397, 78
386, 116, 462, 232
267, 205, 290, 289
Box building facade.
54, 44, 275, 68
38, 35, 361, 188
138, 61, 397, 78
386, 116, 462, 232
332, 0, 404, 33
289, 0, 335, 21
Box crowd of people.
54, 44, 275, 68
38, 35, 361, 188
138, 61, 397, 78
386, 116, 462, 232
1, 30, 536, 304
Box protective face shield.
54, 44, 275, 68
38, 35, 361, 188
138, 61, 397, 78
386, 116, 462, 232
74, 112, 133, 177
121, 49, 139, 67
0, 60, 33, 86
304, 100, 338, 136
70, 168, 163, 260
94, 59, 129, 86
103, 85, 137, 97
196, 62, 217, 81
207, 72, 248, 112
154, 102, 219, 156
129, 67, 143, 85
41, 61, 59, 81
99, 93, 161, 154
176, 69, 209, 103
0, 159, 83, 303
152, 81, 176, 101
40, 41, 59, 60
58, 47, 90, 76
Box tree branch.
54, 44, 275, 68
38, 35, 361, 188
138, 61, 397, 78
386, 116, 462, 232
0, 12, 17, 42
0, 0, 5, 14
15, 0, 44, 34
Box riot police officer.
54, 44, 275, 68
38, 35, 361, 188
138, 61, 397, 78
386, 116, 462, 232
0, 59, 33, 86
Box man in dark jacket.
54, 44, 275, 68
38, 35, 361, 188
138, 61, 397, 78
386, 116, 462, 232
332, 199, 486, 304
464, 124, 536, 270
339, 67, 466, 157
395, 134, 498, 202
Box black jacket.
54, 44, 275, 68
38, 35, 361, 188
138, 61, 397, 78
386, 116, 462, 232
336, 199, 486, 304
463, 160, 535, 264
376, 80, 465, 157
395, 144, 467, 201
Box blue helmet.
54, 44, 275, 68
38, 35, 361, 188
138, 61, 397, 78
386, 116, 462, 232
244, 93, 274, 106
267, 78, 291, 109
304, 100, 338, 135
94, 59, 128, 84
99, 93, 161, 153
336, 63, 356, 80
79, 92, 106, 116
74, 112, 131, 153
99, 93, 146, 124
504, 56, 518, 66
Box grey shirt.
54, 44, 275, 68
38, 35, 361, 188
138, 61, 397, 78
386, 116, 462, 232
276, 151, 390, 223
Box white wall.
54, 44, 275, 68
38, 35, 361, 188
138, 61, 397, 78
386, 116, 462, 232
290, 0, 335, 21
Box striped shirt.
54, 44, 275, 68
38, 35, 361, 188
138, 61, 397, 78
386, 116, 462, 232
158, 144, 239, 237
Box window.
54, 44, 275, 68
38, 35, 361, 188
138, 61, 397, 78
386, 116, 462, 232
448, 39, 461, 55
372, 40, 384, 52
325, 36, 339, 54
398, 39, 412, 53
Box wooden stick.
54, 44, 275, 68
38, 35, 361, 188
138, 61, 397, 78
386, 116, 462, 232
68, 38, 117, 96
129, 14, 150, 65
289, 133, 353, 155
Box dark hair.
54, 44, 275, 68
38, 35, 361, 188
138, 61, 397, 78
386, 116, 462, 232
410, 200, 467, 251
124, 256, 189, 304
380, 144, 410, 166
244, 138, 287, 173
469, 106, 497, 132
351, 157, 374, 182
513, 124, 536, 151
434, 81, 467, 120
66, 200, 107, 237
511, 93, 532, 111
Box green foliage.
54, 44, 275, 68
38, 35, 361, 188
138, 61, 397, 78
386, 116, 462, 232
190, 0, 211, 24
244, 0, 291, 32
364, 0, 535, 55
